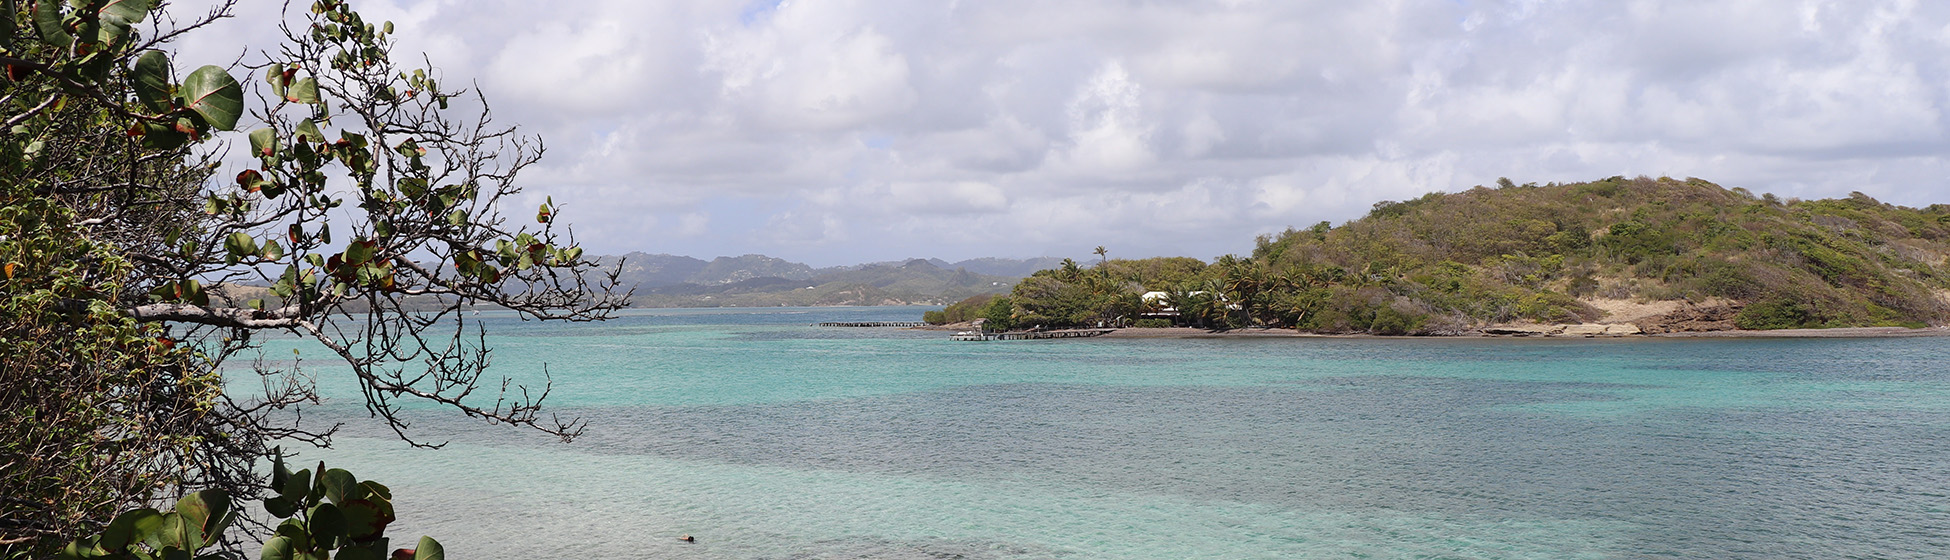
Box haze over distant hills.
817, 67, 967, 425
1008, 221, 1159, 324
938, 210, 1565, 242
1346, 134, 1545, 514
596, 253, 1069, 307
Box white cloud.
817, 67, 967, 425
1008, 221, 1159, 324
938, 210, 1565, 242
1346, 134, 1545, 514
163, 0, 1950, 265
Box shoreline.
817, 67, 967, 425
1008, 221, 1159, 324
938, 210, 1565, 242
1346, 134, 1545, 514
989, 325, 1950, 340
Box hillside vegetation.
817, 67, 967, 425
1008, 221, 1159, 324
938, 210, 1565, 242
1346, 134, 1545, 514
998, 177, 1950, 333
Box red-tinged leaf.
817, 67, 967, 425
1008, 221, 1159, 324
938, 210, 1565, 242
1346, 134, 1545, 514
236, 169, 263, 186
181, 65, 243, 131
127, 124, 143, 137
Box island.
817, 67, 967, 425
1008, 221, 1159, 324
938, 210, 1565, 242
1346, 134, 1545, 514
926, 176, 1950, 337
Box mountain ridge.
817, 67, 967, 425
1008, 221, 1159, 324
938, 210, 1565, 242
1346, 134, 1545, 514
595, 253, 1067, 307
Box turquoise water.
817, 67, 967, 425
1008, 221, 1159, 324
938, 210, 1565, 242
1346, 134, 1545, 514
270, 307, 1950, 559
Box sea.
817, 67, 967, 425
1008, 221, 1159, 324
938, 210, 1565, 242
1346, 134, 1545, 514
252, 306, 1950, 559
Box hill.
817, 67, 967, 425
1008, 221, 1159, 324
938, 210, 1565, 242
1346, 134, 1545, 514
995, 177, 1950, 334
605, 254, 1038, 307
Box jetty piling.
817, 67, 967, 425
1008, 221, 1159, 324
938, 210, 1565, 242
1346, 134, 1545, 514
814, 321, 928, 327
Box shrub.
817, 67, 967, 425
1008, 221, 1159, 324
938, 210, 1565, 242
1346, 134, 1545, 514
1735, 300, 1818, 330
1369, 305, 1427, 335
58, 459, 443, 560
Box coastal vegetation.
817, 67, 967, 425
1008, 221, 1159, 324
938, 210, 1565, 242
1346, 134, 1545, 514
986, 177, 1950, 334
922, 294, 995, 325
2, 0, 618, 555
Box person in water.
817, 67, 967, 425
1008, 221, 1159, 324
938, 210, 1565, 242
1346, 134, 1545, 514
679, 535, 696, 543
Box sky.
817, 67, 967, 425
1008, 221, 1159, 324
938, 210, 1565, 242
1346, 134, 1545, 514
172, 0, 1950, 267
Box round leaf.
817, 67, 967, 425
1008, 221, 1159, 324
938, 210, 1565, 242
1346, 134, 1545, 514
319, 468, 363, 504
260, 536, 294, 560
412, 537, 442, 560
181, 66, 243, 131
132, 50, 172, 112
308, 503, 349, 546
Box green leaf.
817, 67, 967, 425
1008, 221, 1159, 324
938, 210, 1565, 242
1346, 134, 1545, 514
132, 50, 172, 112
295, 119, 323, 143
332, 547, 382, 560
273, 520, 309, 549
262, 239, 285, 260
281, 468, 312, 503
34, 0, 71, 47
181, 66, 243, 131
339, 498, 394, 540
0, 1, 14, 46
360, 481, 392, 500
263, 496, 298, 518
174, 489, 230, 547
154, 512, 201, 552
89, 0, 152, 24
306, 503, 347, 550
249, 128, 278, 157
270, 449, 290, 488
288, 77, 321, 104
59, 536, 102, 560
263, 63, 286, 90
79, 0, 150, 44
344, 241, 373, 266
259, 536, 294, 560
184, 279, 209, 306
319, 468, 362, 504
412, 537, 443, 560
139, 121, 188, 150
101, 508, 163, 552
225, 232, 257, 263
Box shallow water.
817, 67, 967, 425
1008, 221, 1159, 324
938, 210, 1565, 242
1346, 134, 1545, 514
269, 307, 1950, 559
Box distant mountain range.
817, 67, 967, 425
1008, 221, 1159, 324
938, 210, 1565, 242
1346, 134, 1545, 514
596, 253, 1069, 307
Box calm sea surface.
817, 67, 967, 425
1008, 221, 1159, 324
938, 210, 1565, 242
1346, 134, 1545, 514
263, 306, 1950, 559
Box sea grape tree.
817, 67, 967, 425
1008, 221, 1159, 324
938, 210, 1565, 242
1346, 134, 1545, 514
1, 0, 626, 554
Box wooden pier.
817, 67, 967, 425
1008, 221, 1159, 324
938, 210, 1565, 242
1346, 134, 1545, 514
815, 321, 928, 327
956, 329, 1114, 341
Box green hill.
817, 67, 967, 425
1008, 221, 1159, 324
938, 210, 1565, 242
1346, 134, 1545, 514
999, 177, 1950, 333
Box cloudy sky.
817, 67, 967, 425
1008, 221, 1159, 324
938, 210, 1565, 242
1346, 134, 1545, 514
175, 0, 1950, 266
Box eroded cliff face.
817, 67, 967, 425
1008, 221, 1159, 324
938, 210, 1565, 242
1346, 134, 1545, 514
1632, 301, 1742, 334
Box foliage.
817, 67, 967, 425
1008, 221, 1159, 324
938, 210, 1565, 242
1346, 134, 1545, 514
1008, 177, 1950, 334
923, 294, 995, 324
979, 296, 1017, 332
3, 0, 623, 554
57, 459, 444, 560
1734, 300, 1818, 330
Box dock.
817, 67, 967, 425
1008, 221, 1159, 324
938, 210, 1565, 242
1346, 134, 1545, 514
815, 321, 928, 327
955, 329, 1113, 341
